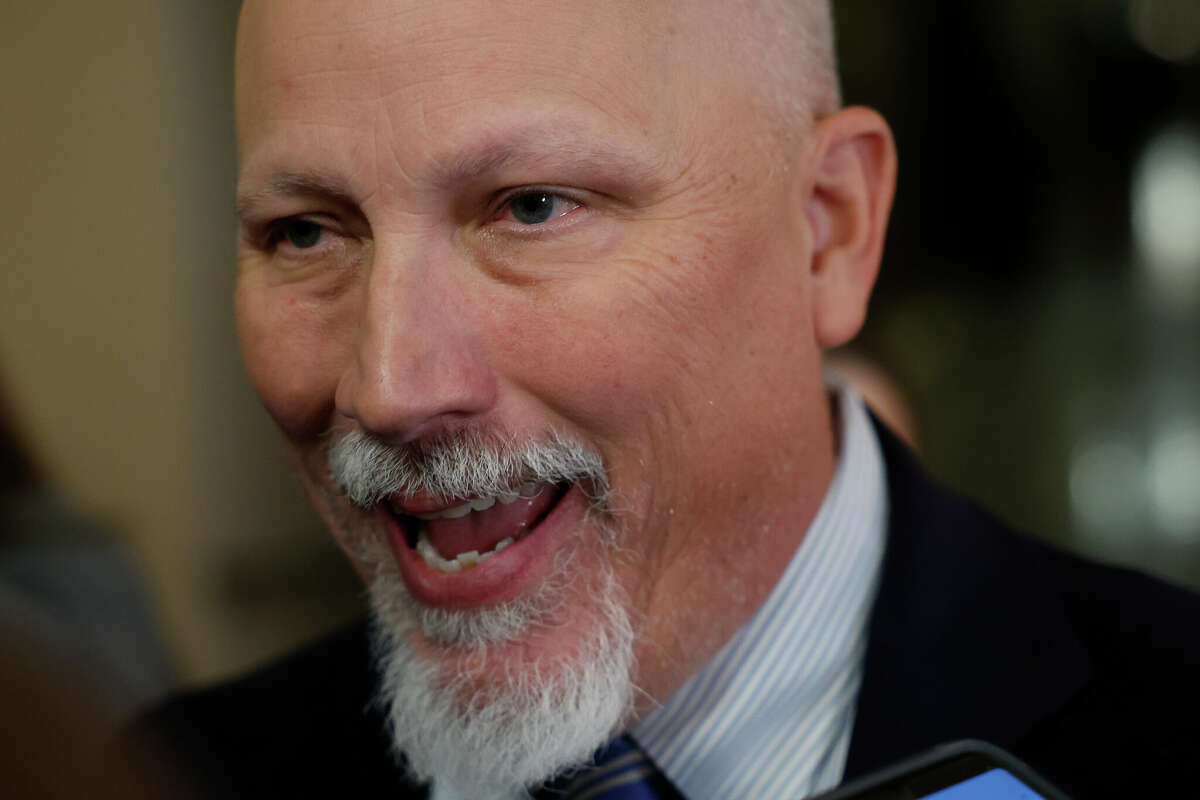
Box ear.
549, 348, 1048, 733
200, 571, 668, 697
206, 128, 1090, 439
803, 107, 897, 349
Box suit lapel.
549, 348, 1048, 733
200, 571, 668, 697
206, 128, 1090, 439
843, 421, 1093, 780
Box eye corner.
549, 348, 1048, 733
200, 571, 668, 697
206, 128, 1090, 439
238, 219, 280, 253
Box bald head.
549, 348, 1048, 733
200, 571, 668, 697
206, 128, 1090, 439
236, 0, 840, 157
748, 0, 842, 121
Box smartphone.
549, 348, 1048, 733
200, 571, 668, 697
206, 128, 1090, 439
811, 740, 1070, 800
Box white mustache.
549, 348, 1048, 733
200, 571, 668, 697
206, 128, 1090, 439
327, 427, 609, 510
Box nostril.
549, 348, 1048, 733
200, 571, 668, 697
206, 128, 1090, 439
334, 358, 500, 445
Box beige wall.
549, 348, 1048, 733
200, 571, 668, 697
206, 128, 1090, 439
0, 2, 361, 684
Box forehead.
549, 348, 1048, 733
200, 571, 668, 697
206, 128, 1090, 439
235, 0, 712, 189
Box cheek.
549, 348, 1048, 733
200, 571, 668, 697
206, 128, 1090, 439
490, 270, 688, 444
500, 221, 808, 437
497, 216, 821, 560
235, 277, 354, 439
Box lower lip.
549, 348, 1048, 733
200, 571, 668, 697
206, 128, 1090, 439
386, 484, 589, 609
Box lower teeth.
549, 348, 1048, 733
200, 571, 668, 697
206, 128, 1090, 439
416, 531, 517, 573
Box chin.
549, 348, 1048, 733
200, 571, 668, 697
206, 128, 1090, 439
361, 527, 638, 797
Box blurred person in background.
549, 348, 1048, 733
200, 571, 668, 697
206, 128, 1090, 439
135, 1, 1200, 799
0, 382, 171, 721
0, 380, 174, 794
0, 621, 183, 799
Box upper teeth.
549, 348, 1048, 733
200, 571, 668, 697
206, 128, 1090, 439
411, 483, 541, 521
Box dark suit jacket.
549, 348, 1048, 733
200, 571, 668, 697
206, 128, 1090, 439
135, 425, 1200, 798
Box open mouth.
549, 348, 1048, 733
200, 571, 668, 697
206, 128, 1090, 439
387, 481, 572, 573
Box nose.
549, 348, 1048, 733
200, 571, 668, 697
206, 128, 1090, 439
334, 238, 498, 443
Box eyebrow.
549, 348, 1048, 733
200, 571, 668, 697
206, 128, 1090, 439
235, 126, 662, 223
235, 172, 357, 225
437, 123, 667, 201
440, 136, 644, 187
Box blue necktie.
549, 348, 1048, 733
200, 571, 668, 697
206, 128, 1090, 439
537, 735, 682, 800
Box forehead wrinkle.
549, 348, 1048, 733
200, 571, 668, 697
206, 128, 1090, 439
368, 78, 669, 198
242, 0, 443, 54
237, 115, 384, 205
372, 87, 671, 197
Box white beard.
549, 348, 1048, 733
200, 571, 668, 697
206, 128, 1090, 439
326, 428, 637, 799
365, 546, 635, 799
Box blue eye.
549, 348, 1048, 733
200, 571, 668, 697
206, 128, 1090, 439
279, 218, 324, 249
502, 191, 580, 226
509, 192, 556, 225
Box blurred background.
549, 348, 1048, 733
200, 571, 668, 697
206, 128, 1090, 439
0, 0, 1196, 707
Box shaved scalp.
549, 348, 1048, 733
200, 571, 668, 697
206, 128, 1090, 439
237, 0, 840, 143
704, 0, 842, 140
754, 0, 841, 119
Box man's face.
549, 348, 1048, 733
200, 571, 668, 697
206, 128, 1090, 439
235, 0, 835, 781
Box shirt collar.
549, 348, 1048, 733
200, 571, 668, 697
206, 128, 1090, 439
632, 384, 889, 798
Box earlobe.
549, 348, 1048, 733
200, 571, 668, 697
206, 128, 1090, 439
804, 107, 897, 350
